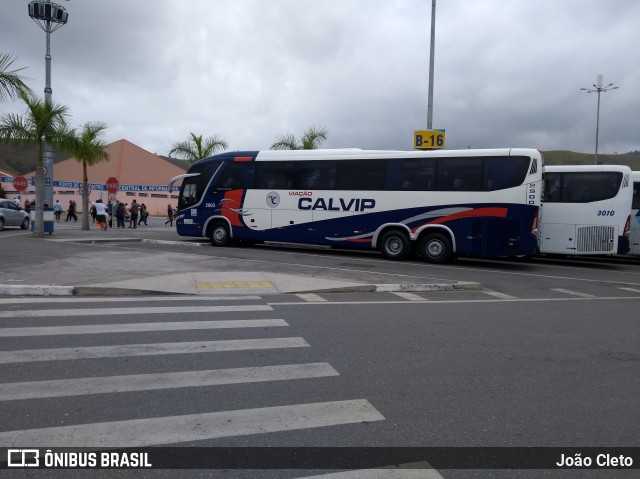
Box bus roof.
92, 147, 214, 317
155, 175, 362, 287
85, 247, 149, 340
194, 148, 542, 163
545, 164, 632, 173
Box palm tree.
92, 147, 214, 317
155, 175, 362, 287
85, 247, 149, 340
0, 53, 33, 102
0, 91, 73, 236
69, 122, 110, 231
169, 133, 228, 164
271, 125, 329, 150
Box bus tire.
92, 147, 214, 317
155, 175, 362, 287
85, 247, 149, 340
210, 222, 231, 247
379, 230, 411, 261
418, 232, 453, 264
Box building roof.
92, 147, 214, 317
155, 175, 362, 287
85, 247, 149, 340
28, 139, 187, 186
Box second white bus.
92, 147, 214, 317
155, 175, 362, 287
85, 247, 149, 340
540, 165, 633, 256
630, 171, 640, 256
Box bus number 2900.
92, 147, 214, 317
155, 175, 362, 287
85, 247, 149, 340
597, 210, 615, 216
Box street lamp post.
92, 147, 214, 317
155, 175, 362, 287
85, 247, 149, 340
427, 0, 436, 130
580, 74, 618, 165
28, 0, 68, 235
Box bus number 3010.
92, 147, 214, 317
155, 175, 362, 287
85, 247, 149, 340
597, 210, 615, 216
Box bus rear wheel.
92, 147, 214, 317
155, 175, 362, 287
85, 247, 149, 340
379, 230, 411, 261
418, 232, 453, 264
210, 222, 231, 247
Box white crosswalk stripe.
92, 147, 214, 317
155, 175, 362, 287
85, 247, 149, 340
0, 304, 272, 318
0, 337, 309, 363
551, 288, 597, 298
296, 469, 444, 479
0, 363, 339, 401
0, 399, 384, 447
0, 318, 288, 337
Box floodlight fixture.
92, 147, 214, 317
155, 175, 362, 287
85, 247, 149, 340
581, 74, 619, 165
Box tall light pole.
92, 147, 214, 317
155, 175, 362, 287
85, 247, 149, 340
427, 0, 436, 129
28, 0, 68, 234
580, 74, 618, 165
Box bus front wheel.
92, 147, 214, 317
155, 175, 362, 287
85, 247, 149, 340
210, 222, 231, 247
379, 230, 411, 261
418, 232, 453, 264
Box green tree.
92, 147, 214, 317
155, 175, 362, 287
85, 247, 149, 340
169, 133, 228, 164
0, 91, 74, 236
0, 53, 33, 103
69, 122, 110, 231
271, 125, 329, 150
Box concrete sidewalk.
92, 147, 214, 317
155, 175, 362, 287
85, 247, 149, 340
0, 223, 481, 296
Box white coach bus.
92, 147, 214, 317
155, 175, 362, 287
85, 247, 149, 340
630, 171, 640, 256
170, 148, 543, 263
540, 165, 633, 256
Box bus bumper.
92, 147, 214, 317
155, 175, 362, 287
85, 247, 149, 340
617, 236, 630, 255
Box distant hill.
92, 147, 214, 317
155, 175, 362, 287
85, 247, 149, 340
542, 150, 640, 170
0, 143, 68, 176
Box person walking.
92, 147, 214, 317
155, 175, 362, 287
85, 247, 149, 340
164, 204, 174, 226
138, 203, 148, 226
115, 201, 126, 228
128, 199, 140, 228
53, 200, 62, 221
90, 202, 97, 224
65, 200, 78, 222
106, 200, 113, 228
94, 199, 108, 231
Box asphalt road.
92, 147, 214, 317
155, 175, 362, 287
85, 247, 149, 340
0, 223, 639, 478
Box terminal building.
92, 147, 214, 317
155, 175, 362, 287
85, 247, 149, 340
2, 139, 187, 216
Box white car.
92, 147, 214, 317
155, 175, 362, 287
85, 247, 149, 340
0, 199, 30, 231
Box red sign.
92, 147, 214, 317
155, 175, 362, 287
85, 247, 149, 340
105, 177, 119, 194
13, 176, 28, 192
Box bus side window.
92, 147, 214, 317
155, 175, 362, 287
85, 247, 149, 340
215, 163, 253, 191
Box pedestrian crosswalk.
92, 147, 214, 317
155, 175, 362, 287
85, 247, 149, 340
0, 296, 420, 477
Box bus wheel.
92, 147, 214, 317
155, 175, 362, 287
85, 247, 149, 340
418, 232, 453, 264
210, 222, 231, 247
379, 230, 411, 261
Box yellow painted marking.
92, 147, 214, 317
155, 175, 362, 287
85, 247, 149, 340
196, 281, 274, 289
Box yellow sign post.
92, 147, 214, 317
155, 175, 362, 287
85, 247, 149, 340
414, 130, 446, 149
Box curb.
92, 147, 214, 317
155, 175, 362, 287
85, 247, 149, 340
0, 282, 482, 297
0, 285, 75, 296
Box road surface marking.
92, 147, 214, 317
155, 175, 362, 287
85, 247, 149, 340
618, 287, 640, 294
0, 363, 338, 401
0, 399, 385, 447
483, 291, 517, 300
0, 319, 288, 337
0, 304, 272, 318
298, 469, 444, 479
0, 337, 308, 364
297, 293, 327, 302
392, 292, 427, 301
551, 288, 597, 298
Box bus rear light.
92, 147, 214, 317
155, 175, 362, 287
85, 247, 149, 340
530, 210, 539, 238
623, 215, 631, 237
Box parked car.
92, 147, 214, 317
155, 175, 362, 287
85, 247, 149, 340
0, 199, 30, 231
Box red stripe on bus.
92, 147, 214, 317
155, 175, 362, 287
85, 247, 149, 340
429, 207, 508, 224
222, 189, 245, 227
416, 207, 509, 229
234, 156, 253, 162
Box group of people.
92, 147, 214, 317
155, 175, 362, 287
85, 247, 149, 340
96, 199, 150, 230
11, 196, 177, 229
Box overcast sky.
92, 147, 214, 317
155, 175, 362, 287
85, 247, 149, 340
1, 0, 638, 157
